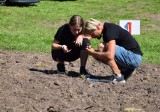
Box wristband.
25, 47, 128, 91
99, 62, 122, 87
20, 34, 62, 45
62, 45, 65, 49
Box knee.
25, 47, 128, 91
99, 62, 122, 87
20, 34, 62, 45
81, 38, 90, 50
98, 42, 105, 52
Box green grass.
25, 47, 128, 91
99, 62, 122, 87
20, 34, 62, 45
0, 0, 160, 64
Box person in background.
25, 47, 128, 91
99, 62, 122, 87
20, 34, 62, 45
84, 18, 143, 83
51, 15, 91, 77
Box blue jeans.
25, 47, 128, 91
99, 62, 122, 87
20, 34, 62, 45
115, 45, 142, 69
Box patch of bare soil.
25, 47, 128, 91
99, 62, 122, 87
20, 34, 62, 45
0, 50, 160, 112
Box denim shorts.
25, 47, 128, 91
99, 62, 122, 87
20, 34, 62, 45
115, 45, 142, 69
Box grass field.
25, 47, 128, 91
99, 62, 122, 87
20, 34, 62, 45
0, 0, 160, 64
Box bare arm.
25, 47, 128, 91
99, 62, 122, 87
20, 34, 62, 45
52, 39, 71, 53
52, 39, 62, 50
86, 40, 116, 61
75, 34, 92, 46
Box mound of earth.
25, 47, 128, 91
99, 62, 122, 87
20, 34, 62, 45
0, 50, 159, 112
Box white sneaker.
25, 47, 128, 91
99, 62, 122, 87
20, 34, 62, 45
112, 74, 126, 84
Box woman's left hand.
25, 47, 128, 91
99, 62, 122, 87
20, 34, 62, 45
75, 35, 83, 46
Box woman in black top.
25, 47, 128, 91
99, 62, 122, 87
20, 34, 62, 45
52, 15, 91, 77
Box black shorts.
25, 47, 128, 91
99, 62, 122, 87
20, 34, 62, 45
51, 38, 90, 62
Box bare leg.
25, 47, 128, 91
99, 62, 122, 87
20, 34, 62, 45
79, 50, 91, 77
94, 42, 121, 76
107, 59, 121, 75
80, 50, 88, 67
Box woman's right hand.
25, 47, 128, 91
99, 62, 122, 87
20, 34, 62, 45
62, 45, 71, 53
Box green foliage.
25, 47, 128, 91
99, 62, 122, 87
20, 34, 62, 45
0, 0, 160, 64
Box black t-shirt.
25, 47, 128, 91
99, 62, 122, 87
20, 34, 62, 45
54, 24, 77, 49
102, 23, 143, 55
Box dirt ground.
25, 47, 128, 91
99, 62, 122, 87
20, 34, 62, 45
0, 50, 160, 112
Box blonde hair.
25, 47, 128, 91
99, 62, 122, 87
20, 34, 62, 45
85, 18, 102, 31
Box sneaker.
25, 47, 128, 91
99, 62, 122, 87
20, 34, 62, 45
80, 68, 91, 78
56, 63, 66, 74
112, 74, 126, 84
